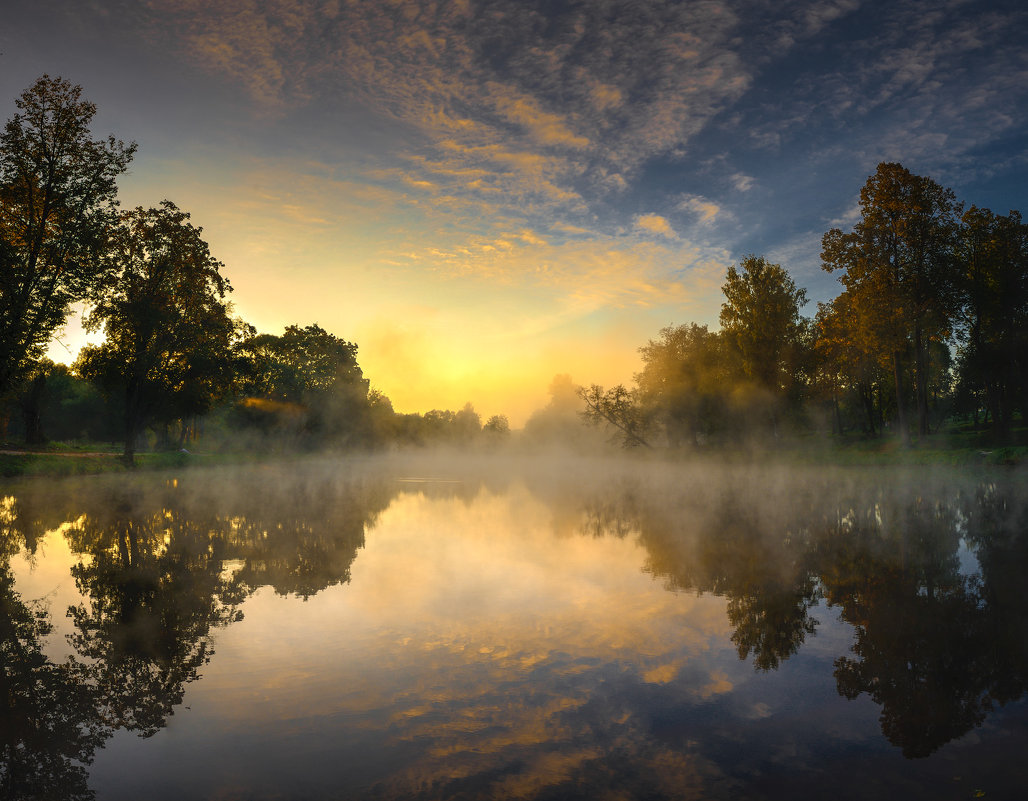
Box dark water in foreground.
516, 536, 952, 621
2, 456, 1027, 800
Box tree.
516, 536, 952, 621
0, 75, 135, 396
822, 163, 961, 440
635, 323, 728, 447
954, 207, 1028, 436
76, 202, 233, 464
483, 414, 510, 436
812, 293, 890, 436
578, 384, 651, 448
719, 256, 808, 394
235, 323, 363, 404
233, 323, 371, 443
719, 256, 808, 437
522, 374, 588, 446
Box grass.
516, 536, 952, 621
0, 443, 254, 477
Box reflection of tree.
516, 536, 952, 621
961, 483, 1028, 709
64, 489, 245, 736
584, 482, 821, 672
814, 493, 996, 757
224, 477, 387, 600
585, 469, 1028, 757
1, 466, 402, 795
0, 534, 106, 800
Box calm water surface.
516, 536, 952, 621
2, 455, 1027, 800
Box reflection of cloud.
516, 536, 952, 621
192, 486, 739, 798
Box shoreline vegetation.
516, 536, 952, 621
2, 76, 1026, 471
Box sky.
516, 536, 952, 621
3, 0, 1026, 425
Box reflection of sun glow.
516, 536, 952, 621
179, 484, 737, 795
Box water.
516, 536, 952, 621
2, 455, 1027, 800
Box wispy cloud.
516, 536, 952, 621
136, 0, 753, 225
677, 195, 721, 225
731, 173, 754, 192
382, 226, 730, 314
634, 214, 678, 239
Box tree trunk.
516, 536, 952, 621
893, 351, 910, 446
860, 383, 876, 436
914, 323, 929, 437
22, 373, 47, 445
123, 382, 141, 467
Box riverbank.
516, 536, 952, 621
0, 445, 222, 477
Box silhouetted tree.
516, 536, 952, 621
232, 323, 371, 444
0, 76, 135, 397
483, 414, 510, 436
954, 207, 1028, 436
75, 201, 234, 464
522, 374, 589, 447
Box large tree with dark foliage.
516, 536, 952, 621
0, 75, 135, 396
954, 207, 1028, 436
76, 202, 234, 464
822, 163, 962, 440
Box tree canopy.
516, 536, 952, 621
75, 201, 234, 463
0, 75, 135, 396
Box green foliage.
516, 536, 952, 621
230, 323, 372, 446
635, 323, 730, 446
953, 207, 1028, 435
235, 323, 363, 404
720, 255, 808, 395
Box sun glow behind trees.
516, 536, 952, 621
2, 77, 1027, 452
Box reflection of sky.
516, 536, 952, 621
4, 1, 1027, 422
61, 483, 869, 800
7, 466, 1028, 798
126, 486, 744, 798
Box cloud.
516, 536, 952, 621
829, 202, 862, 228
634, 214, 678, 239
381, 224, 729, 315
490, 86, 590, 149
676, 195, 721, 225
135, 0, 753, 221
731, 173, 754, 192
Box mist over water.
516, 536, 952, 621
2, 453, 1027, 800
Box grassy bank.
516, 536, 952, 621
0, 445, 249, 478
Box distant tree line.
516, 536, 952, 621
582, 162, 1027, 448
